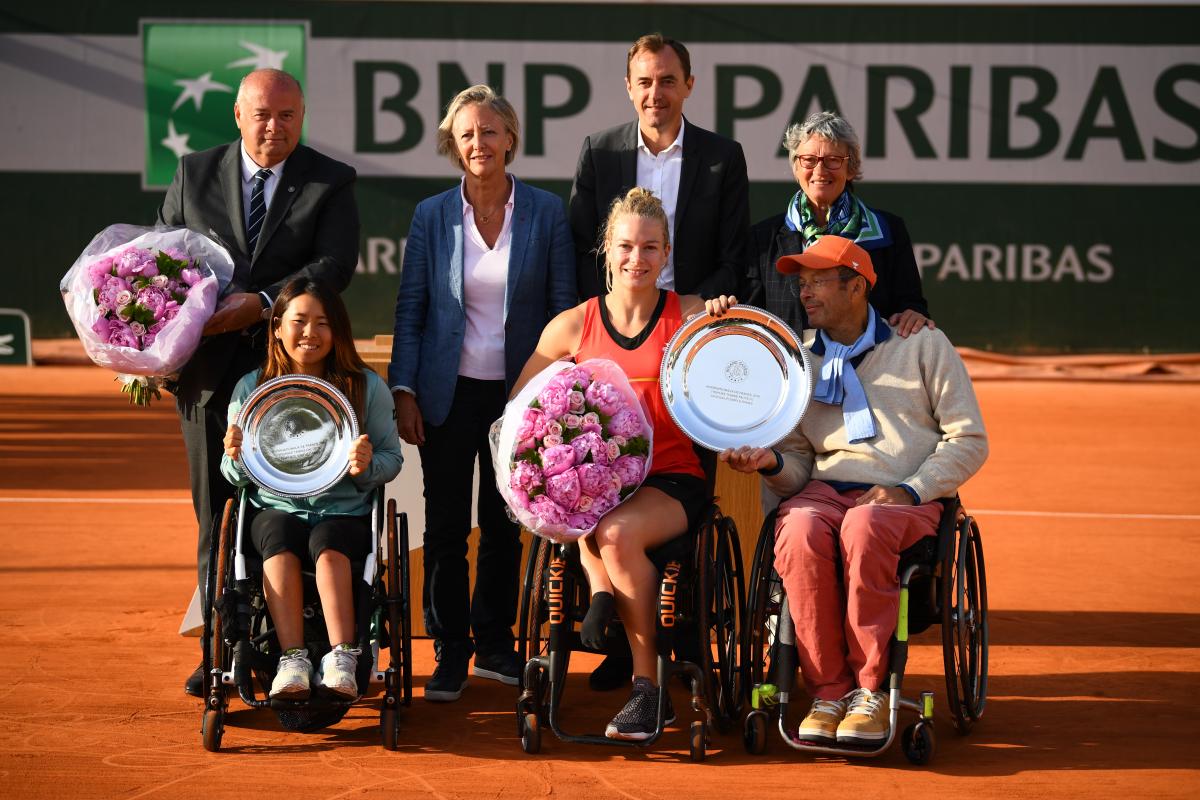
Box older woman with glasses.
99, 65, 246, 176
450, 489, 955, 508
745, 111, 931, 337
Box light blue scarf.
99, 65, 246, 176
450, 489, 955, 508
813, 309, 887, 443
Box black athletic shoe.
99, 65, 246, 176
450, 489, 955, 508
589, 654, 633, 691
425, 642, 471, 702
472, 650, 522, 686
184, 664, 204, 697
604, 677, 676, 741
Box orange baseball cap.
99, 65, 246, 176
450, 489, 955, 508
775, 235, 876, 287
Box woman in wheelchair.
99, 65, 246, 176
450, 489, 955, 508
220, 277, 403, 702
511, 188, 733, 740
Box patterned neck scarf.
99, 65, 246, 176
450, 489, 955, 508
784, 189, 889, 251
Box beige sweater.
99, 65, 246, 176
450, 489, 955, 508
764, 325, 988, 504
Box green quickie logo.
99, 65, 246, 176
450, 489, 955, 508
142, 21, 306, 188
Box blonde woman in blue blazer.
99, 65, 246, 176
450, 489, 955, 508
387, 85, 576, 702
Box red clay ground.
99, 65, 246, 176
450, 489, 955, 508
1, 364, 1198, 799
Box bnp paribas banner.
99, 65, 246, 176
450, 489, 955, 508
1, 2, 1197, 352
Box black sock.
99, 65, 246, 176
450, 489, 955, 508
580, 591, 616, 650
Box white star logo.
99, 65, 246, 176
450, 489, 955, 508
226, 41, 289, 71
171, 71, 233, 112
161, 120, 193, 159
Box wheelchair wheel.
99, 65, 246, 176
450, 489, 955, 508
689, 720, 707, 762
902, 721, 935, 765
696, 510, 745, 731
743, 709, 767, 755
385, 501, 413, 707
380, 706, 399, 751
941, 513, 988, 734
205, 499, 235, 692
519, 712, 541, 754
743, 512, 782, 693
199, 499, 234, 750
201, 707, 223, 752
517, 538, 566, 716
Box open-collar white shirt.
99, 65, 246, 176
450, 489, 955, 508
458, 176, 516, 380
635, 119, 685, 291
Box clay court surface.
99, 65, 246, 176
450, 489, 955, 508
1, 362, 1198, 799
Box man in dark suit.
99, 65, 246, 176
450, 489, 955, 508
568, 34, 750, 691
569, 34, 750, 301
158, 68, 360, 696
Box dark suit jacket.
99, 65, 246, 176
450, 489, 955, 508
568, 119, 749, 300
158, 141, 359, 407
387, 177, 577, 427
744, 207, 929, 334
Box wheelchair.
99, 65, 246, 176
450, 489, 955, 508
741, 495, 987, 765
514, 454, 746, 761
198, 487, 413, 751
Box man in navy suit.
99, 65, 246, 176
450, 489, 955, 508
569, 34, 750, 301
158, 68, 360, 697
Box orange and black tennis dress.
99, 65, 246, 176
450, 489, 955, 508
575, 291, 704, 481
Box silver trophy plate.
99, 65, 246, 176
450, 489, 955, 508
660, 305, 812, 451
236, 374, 359, 498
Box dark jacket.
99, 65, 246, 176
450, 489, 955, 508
158, 141, 359, 407
568, 119, 750, 300
744, 207, 929, 333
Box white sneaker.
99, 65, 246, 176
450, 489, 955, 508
270, 648, 312, 700
318, 644, 361, 700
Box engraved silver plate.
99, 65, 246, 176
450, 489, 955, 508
660, 305, 812, 451
237, 375, 359, 498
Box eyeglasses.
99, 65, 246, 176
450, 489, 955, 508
788, 274, 849, 297
793, 154, 850, 171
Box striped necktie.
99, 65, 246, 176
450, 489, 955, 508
246, 168, 272, 255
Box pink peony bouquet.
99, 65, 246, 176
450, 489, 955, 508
61, 224, 234, 405
492, 359, 653, 543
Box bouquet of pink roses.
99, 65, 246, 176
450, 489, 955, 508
60, 224, 234, 405
492, 359, 653, 543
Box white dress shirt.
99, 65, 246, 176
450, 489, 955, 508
635, 119, 685, 290
458, 177, 515, 381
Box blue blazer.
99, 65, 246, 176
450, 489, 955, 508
387, 176, 577, 427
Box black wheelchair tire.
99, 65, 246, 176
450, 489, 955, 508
201, 707, 223, 752
941, 514, 989, 734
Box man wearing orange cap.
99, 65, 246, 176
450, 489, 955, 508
719, 235, 988, 747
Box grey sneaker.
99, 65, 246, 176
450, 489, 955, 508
603, 677, 676, 741
270, 648, 312, 701
318, 644, 361, 700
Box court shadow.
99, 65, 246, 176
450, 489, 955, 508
984, 610, 1200, 648
0, 394, 186, 492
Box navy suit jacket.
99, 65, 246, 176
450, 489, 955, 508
387, 176, 577, 427
568, 118, 750, 300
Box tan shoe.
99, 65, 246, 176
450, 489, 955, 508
798, 696, 848, 744
836, 688, 890, 745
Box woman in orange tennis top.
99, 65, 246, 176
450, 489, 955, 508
512, 187, 734, 740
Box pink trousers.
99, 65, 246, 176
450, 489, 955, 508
773, 481, 941, 700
